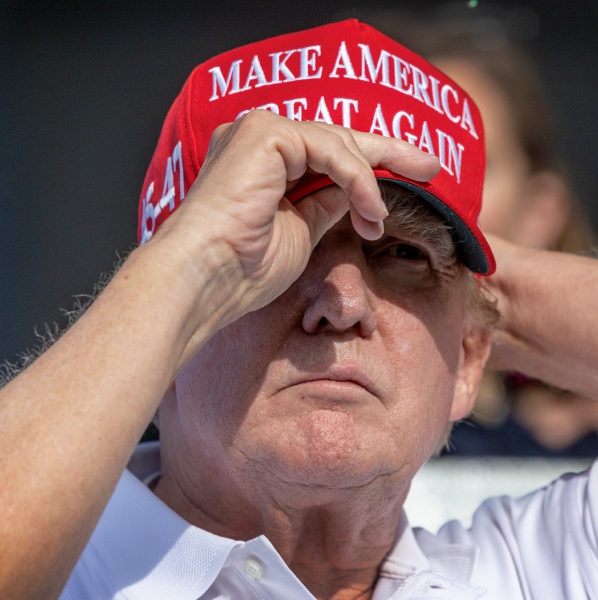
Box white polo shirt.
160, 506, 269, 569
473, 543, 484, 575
60, 443, 598, 600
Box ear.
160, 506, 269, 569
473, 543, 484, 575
449, 325, 492, 422
513, 171, 569, 249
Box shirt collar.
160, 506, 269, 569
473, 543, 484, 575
88, 442, 313, 600
88, 468, 238, 600
379, 512, 479, 583
90, 443, 481, 599
373, 513, 482, 599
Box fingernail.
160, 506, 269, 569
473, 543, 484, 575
374, 200, 389, 220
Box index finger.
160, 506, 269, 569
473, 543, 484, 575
306, 122, 441, 182
278, 120, 388, 229
349, 129, 441, 182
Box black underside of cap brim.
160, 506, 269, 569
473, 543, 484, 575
377, 179, 490, 275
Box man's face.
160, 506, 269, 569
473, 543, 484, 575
166, 186, 486, 494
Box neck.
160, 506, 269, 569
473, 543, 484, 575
154, 445, 410, 600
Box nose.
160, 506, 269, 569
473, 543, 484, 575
301, 259, 377, 337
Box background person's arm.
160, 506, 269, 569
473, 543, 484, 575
0, 112, 439, 600
486, 234, 598, 398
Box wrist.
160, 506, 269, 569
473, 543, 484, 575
485, 238, 538, 327
131, 218, 248, 368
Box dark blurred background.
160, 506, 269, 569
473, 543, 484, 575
1, 0, 597, 365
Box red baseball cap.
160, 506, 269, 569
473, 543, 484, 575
139, 19, 495, 275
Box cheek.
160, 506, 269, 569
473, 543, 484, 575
379, 281, 463, 378
376, 295, 464, 446
174, 300, 299, 440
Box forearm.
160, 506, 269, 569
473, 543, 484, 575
0, 112, 439, 600
0, 234, 240, 600
487, 239, 598, 397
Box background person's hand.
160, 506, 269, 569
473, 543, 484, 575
484, 233, 598, 398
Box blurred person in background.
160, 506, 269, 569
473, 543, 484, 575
367, 10, 598, 456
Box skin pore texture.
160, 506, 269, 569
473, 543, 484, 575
154, 186, 491, 600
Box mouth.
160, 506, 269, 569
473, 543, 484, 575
289, 366, 377, 397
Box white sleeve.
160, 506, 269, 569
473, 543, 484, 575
434, 459, 598, 600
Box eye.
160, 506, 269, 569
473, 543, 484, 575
390, 244, 426, 260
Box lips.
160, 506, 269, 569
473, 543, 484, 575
288, 365, 378, 396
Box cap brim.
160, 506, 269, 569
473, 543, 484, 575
287, 174, 493, 275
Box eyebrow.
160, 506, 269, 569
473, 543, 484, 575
381, 198, 456, 267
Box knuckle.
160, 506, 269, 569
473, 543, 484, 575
271, 118, 305, 154
332, 123, 353, 141
235, 110, 294, 148
325, 129, 348, 152
208, 122, 232, 151
287, 127, 307, 156
211, 122, 231, 139
329, 123, 357, 149
237, 108, 278, 130
238, 108, 263, 127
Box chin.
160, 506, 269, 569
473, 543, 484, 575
237, 409, 401, 490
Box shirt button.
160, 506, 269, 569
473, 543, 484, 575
243, 558, 264, 581
427, 578, 450, 591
